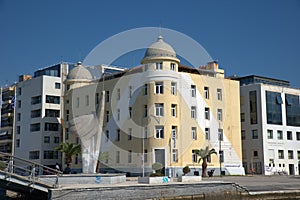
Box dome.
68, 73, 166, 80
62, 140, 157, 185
67, 62, 92, 80
142, 36, 177, 61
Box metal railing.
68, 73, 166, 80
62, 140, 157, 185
0, 151, 62, 188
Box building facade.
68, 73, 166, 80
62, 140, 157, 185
13, 63, 69, 169
64, 36, 244, 176
234, 75, 300, 175
0, 84, 16, 154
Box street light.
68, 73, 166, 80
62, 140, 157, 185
218, 123, 222, 177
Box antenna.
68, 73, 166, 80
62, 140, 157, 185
159, 20, 162, 36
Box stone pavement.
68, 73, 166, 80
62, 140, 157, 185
203, 175, 300, 192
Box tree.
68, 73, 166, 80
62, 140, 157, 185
55, 142, 81, 164
193, 146, 217, 177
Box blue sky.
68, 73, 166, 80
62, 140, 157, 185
1, 0, 300, 87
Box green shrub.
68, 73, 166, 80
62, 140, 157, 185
149, 173, 164, 177
183, 166, 190, 175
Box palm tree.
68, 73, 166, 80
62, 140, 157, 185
193, 146, 217, 177
55, 142, 81, 164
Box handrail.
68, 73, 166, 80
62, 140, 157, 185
0, 151, 62, 188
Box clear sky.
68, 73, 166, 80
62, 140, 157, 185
1, 0, 300, 87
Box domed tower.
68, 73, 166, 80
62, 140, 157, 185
65, 62, 93, 90
141, 36, 180, 71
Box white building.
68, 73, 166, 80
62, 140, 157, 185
233, 75, 300, 175
14, 63, 69, 169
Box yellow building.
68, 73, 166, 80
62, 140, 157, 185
64, 36, 244, 176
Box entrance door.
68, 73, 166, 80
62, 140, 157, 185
289, 164, 295, 175
154, 149, 165, 175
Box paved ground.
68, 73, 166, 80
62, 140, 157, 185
203, 175, 300, 192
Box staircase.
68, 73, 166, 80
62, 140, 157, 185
0, 152, 62, 199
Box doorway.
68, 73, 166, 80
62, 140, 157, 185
289, 164, 295, 175
154, 149, 165, 175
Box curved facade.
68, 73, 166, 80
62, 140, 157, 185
64, 37, 244, 176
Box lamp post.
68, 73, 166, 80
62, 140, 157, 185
218, 123, 222, 177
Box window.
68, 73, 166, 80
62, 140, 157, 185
66, 110, 69, 121
155, 103, 164, 116
96, 93, 100, 104
116, 151, 120, 164
17, 113, 21, 121
155, 82, 163, 94
285, 94, 300, 126
172, 126, 177, 140
241, 113, 245, 122
156, 62, 163, 70
44, 123, 59, 131
128, 128, 132, 140
86, 95, 89, 106
219, 150, 224, 163
65, 128, 69, 140
253, 150, 258, 157
44, 151, 58, 159
217, 109, 223, 121
16, 139, 20, 148
155, 126, 164, 139
192, 127, 197, 140
44, 136, 50, 143
191, 85, 196, 97
76, 97, 79, 108
267, 130, 273, 139
287, 131, 293, 140
117, 109, 120, 121
17, 126, 20, 134
106, 111, 110, 122
144, 149, 148, 163
218, 129, 223, 141
30, 123, 40, 132
250, 91, 258, 124
297, 132, 300, 140
288, 150, 294, 159
192, 150, 198, 163
205, 128, 210, 140
266, 91, 282, 125
105, 130, 109, 142
205, 107, 210, 120
278, 150, 284, 159
277, 130, 283, 140
46, 95, 60, 104
171, 82, 176, 95
17, 100, 21, 108
298, 151, 300, 159
18, 87, 22, 95
172, 149, 178, 162
54, 137, 59, 143
128, 150, 132, 163
116, 129, 120, 141
29, 151, 40, 160
117, 89, 120, 100
129, 107, 132, 118
55, 82, 61, 89
207, 155, 212, 163
241, 130, 245, 140
106, 91, 109, 102
204, 87, 209, 99
171, 104, 177, 117
31, 95, 41, 104
170, 63, 175, 71
144, 84, 148, 95
45, 109, 59, 118
129, 86, 132, 98
76, 137, 79, 144
252, 129, 258, 139
144, 105, 148, 117
191, 106, 197, 119
217, 88, 222, 100
31, 109, 41, 118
